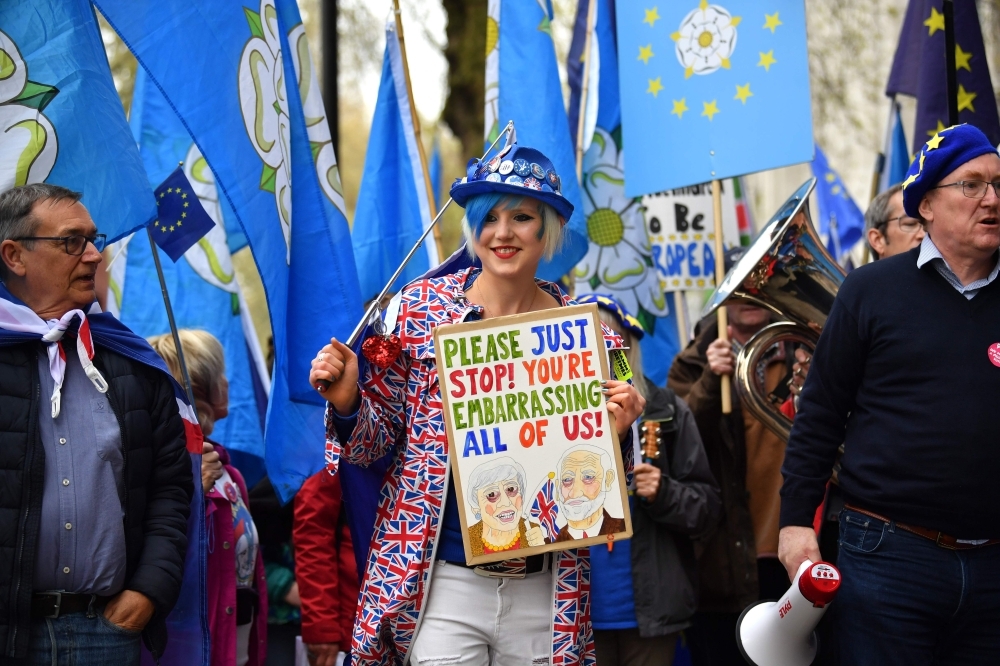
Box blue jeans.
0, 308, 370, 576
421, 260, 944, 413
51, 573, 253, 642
836, 508, 1000, 665
0, 607, 141, 666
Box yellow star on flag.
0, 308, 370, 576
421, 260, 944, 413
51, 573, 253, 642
763, 12, 782, 33
647, 77, 664, 97
181, 212, 187, 218
638, 44, 654, 64
177, 221, 182, 227
169, 225, 176, 232
159, 192, 165, 198
957, 84, 976, 112
825, 172, 837, 183
701, 100, 720, 121
734, 83, 752, 104
924, 7, 945, 36
926, 131, 946, 150
955, 44, 973, 72
757, 50, 777, 72
671, 98, 689, 118
926, 119, 946, 137
643, 7, 660, 27
166, 187, 173, 194
832, 184, 842, 195
181, 192, 188, 199
183, 201, 190, 208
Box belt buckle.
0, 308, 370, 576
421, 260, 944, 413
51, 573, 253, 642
473, 565, 526, 579
41, 591, 62, 619
935, 532, 958, 550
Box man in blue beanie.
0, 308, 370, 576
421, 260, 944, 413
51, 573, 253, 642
778, 123, 1000, 664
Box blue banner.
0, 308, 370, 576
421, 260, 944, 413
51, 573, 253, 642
485, 0, 588, 281
0, 0, 156, 242
879, 102, 911, 193
95, 0, 364, 501
352, 21, 437, 302
567, 0, 680, 384
616, 0, 813, 196
810, 144, 864, 263
886, 0, 1000, 151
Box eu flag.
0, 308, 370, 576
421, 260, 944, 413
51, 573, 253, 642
615, 0, 813, 196
151, 168, 218, 262
810, 144, 864, 264
886, 0, 1000, 153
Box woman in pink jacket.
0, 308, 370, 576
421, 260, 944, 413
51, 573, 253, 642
151, 330, 268, 666
310, 141, 645, 665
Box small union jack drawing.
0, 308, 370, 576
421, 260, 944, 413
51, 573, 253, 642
530, 474, 561, 542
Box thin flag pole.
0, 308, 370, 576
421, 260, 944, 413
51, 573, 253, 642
711, 179, 731, 414
673, 291, 688, 345
316, 121, 516, 391
393, 0, 446, 263
575, 0, 598, 182
146, 225, 198, 411
943, 0, 959, 125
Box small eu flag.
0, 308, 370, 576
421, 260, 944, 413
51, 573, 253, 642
151, 166, 217, 262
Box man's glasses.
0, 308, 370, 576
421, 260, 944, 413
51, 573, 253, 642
931, 180, 1000, 200
13, 234, 107, 255
882, 216, 922, 234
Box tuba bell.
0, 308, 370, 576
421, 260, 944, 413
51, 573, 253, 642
701, 178, 846, 441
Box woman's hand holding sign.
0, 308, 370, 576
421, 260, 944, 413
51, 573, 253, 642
310, 338, 361, 416
602, 380, 645, 440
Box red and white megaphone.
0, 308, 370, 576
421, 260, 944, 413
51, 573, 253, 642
736, 560, 841, 666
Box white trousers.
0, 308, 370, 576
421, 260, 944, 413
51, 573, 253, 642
410, 561, 553, 666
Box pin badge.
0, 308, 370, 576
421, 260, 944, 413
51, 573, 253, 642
505, 175, 524, 186
487, 155, 502, 172
513, 159, 531, 177
546, 171, 560, 189
988, 343, 1000, 367
523, 177, 542, 190
499, 160, 514, 175
530, 163, 546, 179
486, 173, 502, 182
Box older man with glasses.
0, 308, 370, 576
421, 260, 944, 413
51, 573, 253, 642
778, 124, 1000, 664
864, 182, 926, 260
0, 184, 192, 665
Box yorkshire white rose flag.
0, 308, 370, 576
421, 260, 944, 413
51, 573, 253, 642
0, 0, 156, 242
616, 0, 813, 195
95, 0, 364, 501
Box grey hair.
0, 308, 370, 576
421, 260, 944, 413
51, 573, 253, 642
462, 196, 564, 261
466, 457, 527, 515
0, 184, 83, 279
558, 443, 614, 484
863, 183, 903, 260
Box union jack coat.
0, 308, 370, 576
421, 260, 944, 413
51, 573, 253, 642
324, 268, 632, 665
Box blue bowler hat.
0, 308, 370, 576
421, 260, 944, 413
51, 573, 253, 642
575, 293, 645, 341
902, 123, 1000, 218
449, 141, 575, 222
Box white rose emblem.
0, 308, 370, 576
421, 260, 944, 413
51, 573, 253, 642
671, 2, 741, 78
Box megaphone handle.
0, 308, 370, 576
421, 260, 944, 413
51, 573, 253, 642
710, 179, 732, 415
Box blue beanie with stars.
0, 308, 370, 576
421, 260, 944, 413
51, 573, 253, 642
901, 123, 999, 218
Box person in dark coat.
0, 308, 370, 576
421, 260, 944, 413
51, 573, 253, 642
0, 184, 193, 664
577, 294, 720, 666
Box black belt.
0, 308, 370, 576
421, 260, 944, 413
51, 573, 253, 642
445, 554, 549, 578
31, 592, 108, 619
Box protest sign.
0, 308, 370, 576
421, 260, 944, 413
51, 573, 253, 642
434, 304, 632, 565
644, 180, 745, 291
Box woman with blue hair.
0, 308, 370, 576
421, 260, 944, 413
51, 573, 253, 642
310, 141, 645, 665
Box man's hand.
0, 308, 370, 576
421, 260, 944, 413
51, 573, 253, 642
305, 643, 340, 666
103, 590, 155, 633
788, 348, 812, 397
525, 523, 546, 547
603, 380, 646, 439
706, 331, 735, 377
633, 462, 661, 500
201, 442, 223, 494
778, 525, 822, 581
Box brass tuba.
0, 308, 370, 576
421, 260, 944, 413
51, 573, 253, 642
701, 178, 846, 441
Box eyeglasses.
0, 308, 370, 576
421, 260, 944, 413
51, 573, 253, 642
882, 215, 923, 234
931, 180, 1000, 199
12, 234, 107, 255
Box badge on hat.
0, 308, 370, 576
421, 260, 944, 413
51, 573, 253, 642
513, 159, 531, 177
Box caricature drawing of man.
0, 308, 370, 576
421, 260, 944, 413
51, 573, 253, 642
553, 444, 625, 542
466, 457, 546, 556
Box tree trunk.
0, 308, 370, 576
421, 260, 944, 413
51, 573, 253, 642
442, 0, 487, 159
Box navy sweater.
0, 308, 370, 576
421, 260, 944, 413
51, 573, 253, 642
780, 248, 1000, 538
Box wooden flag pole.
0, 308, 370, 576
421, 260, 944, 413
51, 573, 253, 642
673, 291, 688, 346
575, 0, 598, 181
393, 0, 446, 262
711, 179, 731, 414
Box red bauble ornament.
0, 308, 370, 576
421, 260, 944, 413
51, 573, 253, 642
362, 334, 402, 369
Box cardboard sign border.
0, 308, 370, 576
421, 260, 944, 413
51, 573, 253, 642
433, 303, 633, 566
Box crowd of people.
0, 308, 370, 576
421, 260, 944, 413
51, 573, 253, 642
1, 123, 999, 666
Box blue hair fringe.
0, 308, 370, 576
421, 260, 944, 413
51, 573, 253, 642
464, 193, 544, 240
